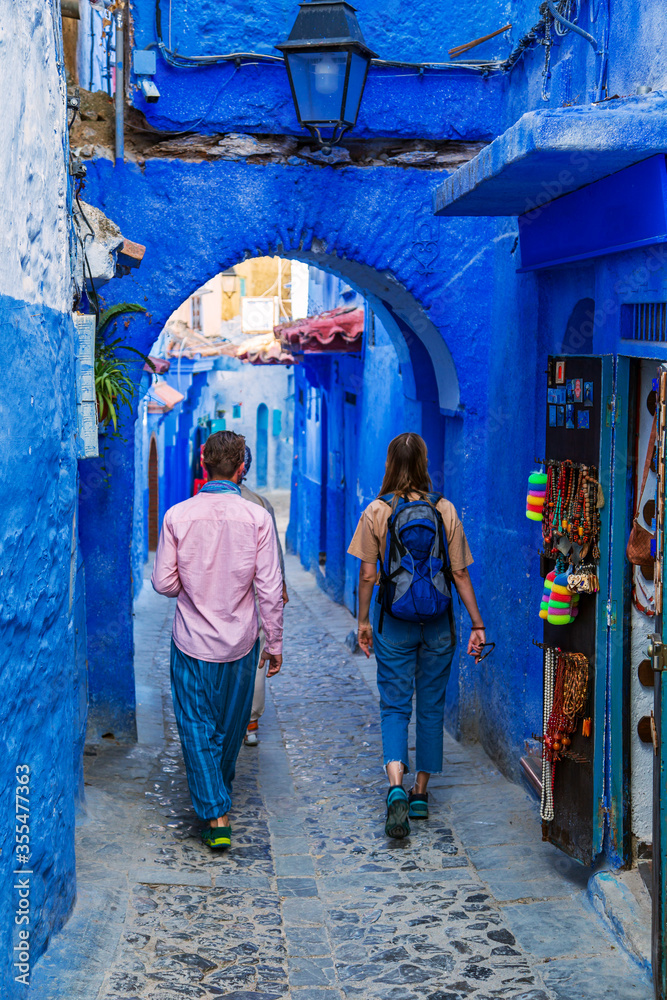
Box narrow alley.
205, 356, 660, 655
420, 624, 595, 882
30, 502, 648, 1000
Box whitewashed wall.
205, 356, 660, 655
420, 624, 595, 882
0, 0, 70, 311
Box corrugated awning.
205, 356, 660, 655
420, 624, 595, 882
237, 337, 296, 367
277, 306, 364, 353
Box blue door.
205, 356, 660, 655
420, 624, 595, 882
256, 403, 268, 487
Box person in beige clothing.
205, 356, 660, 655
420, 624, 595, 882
238, 446, 288, 747
348, 432, 485, 839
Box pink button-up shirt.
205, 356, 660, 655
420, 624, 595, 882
151, 492, 283, 663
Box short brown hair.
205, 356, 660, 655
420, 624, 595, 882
203, 431, 245, 480
378, 433, 431, 498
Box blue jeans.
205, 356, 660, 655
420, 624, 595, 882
373, 600, 455, 775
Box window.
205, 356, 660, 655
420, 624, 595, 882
621, 302, 667, 342
272, 409, 282, 436
232, 404, 242, 419
191, 295, 202, 331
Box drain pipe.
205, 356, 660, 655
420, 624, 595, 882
115, 4, 125, 163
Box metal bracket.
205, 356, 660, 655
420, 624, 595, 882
648, 633, 667, 671
606, 394, 621, 427
606, 599, 617, 629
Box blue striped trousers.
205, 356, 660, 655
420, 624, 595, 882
170, 638, 260, 820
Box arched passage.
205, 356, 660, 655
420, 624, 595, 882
84, 158, 461, 410
80, 156, 472, 738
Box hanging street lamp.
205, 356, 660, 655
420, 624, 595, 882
277, 1, 377, 152
220, 268, 238, 298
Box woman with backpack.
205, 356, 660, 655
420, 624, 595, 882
348, 432, 486, 839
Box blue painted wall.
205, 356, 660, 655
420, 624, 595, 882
0, 299, 79, 996
79, 408, 139, 741
129, 0, 506, 139
0, 3, 85, 991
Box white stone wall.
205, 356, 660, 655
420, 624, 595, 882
0, 0, 70, 311
630, 360, 658, 845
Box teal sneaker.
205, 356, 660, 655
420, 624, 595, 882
385, 786, 410, 839
408, 791, 429, 820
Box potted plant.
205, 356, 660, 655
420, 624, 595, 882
94, 303, 155, 433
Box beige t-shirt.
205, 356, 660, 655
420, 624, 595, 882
348, 494, 473, 572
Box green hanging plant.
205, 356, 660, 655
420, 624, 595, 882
97, 302, 147, 338
94, 304, 155, 434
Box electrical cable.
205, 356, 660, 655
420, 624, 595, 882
544, 0, 598, 50
128, 65, 240, 137
552, 0, 579, 37
74, 185, 95, 243
154, 0, 503, 75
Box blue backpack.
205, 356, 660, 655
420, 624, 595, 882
378, 492, 454, 634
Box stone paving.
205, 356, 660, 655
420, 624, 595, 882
29, 552, 651, 1000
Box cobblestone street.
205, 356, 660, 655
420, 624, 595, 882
30, 552, 650, 1000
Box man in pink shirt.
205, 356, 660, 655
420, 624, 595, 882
152, 431, 283, 850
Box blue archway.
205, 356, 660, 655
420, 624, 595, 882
80, 154, 476, 738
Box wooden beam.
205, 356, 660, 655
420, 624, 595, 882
448, 23, 511, 59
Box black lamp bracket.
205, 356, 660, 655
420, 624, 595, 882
307, 122, 351, 153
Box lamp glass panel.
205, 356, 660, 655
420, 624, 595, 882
287, 51, 348, 123
343, 51, 368, 125
221, 273, 237, 294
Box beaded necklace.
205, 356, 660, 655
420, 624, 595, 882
541, 460, 602, 561
540, 647, 556, 823
542, 652, 589, 762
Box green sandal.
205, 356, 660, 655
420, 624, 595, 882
385, 786, 410, 839
201, 825, 231, 850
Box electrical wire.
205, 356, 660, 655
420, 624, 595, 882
544, 0, 598, 50
154, 0, 503, 75
552, 0, 579, 36
129, 65, 240, 137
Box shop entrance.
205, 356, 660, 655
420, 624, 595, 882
540, 356, 608, 865
540, 354, 667, 993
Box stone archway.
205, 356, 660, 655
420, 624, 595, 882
85, 157, 461, 409
80, 155, 466, 738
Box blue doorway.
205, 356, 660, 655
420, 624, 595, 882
256, 403, 269, 487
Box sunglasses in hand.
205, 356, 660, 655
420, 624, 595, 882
473, 641, 495, 663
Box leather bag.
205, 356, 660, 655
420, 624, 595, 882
627, 413, 657, 567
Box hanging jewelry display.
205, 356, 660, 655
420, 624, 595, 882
567, 564, 600, 594
533, 460, 604, 625
540, 647, 556, 822
542, 462, 603, 560
535, 647, 591, 826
